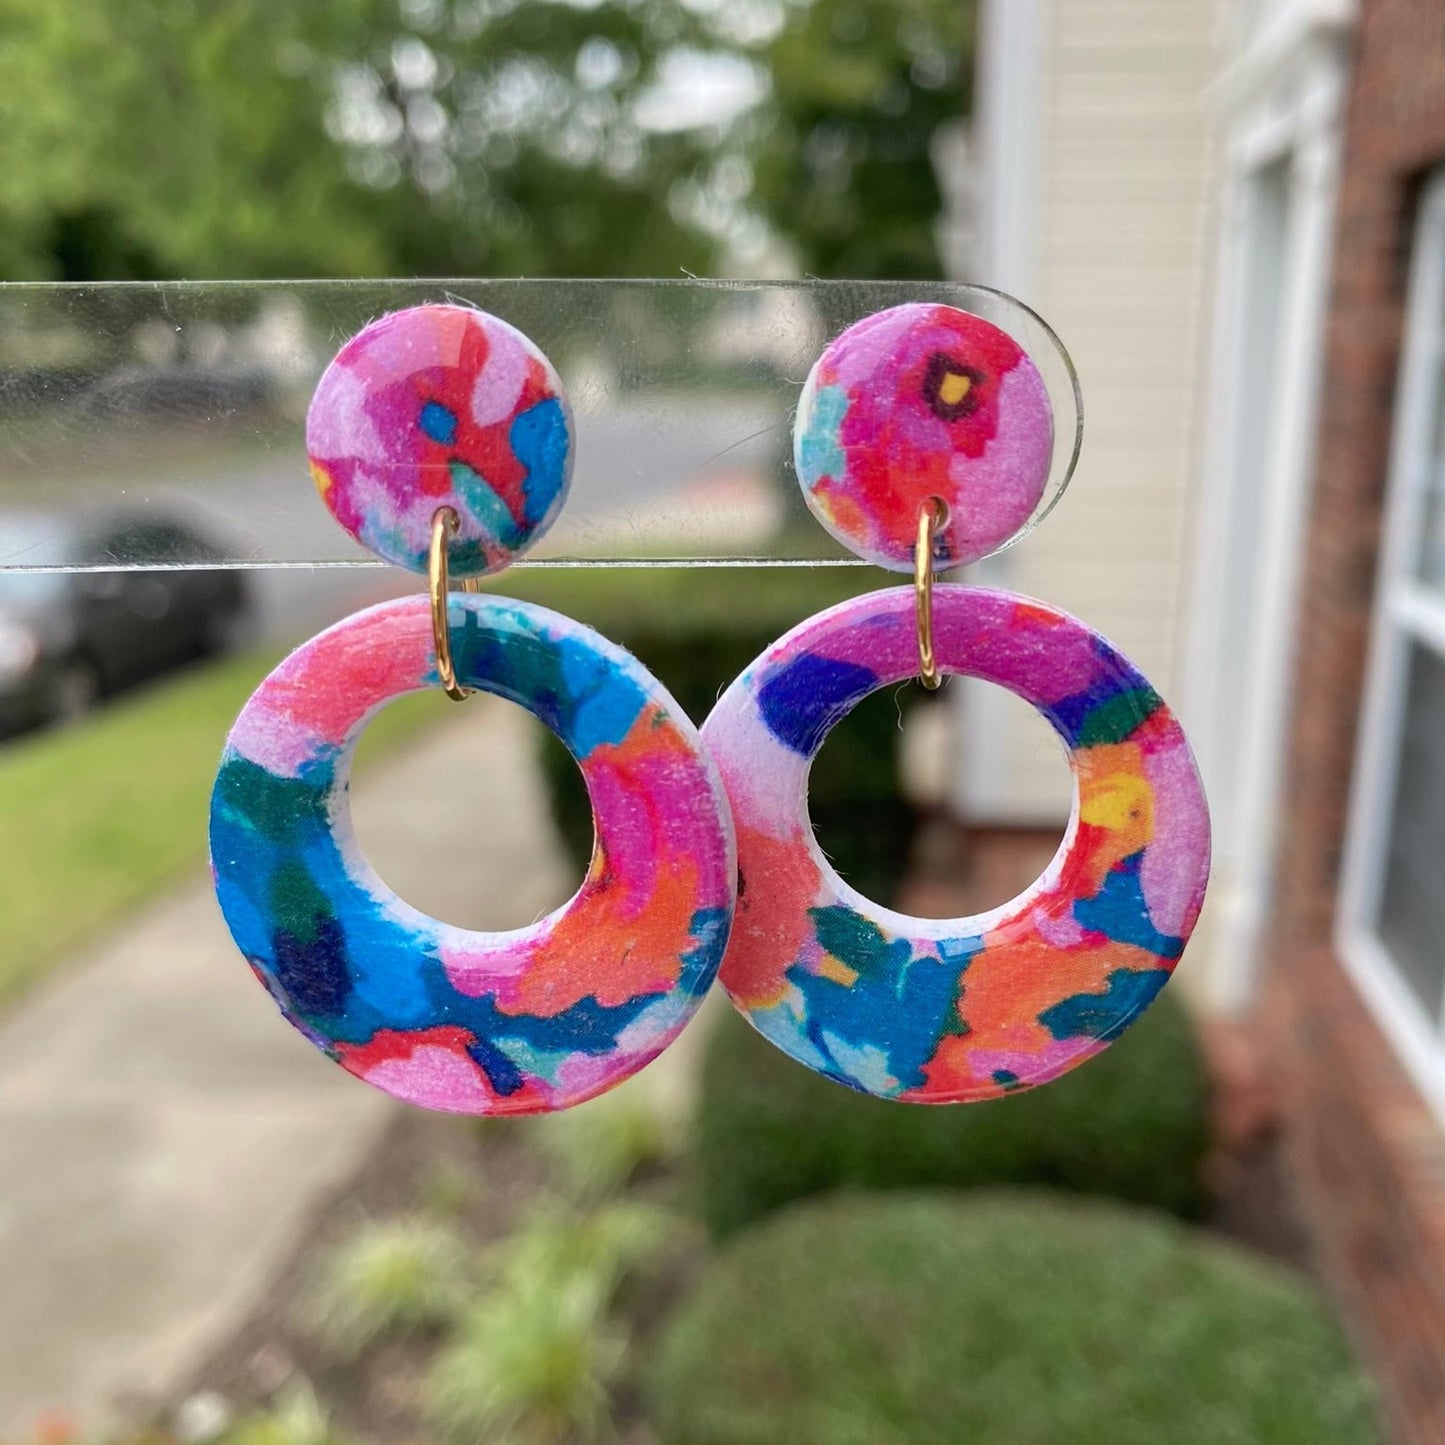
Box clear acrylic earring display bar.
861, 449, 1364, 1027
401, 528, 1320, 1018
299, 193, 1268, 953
0, 279, 1080, 574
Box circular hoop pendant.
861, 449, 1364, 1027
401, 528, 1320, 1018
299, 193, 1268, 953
210, 594, 735, 1115
700, 586, 1210, 1103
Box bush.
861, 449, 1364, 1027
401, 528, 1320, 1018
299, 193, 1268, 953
529, 1079, 682, 1202
426, 1284, 623, 1445
302, 1216, 472, 1358
425, 1199, 674, 1444
217, 1381, 349, 1445
648, 1192, 1380, 1445
694, 987, 1209, 1239
509, 568, 932, 903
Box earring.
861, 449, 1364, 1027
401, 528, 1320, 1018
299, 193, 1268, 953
701, 303, 1210, 1103
210, 304, 736, 1115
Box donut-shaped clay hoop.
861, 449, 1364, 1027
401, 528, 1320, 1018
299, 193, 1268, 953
701, 586, 1210, 1103
210, 594, 735, 1115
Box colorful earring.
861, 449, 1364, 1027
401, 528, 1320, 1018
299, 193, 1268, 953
701, 302, 1211, 1103
209, 304, 736, 1115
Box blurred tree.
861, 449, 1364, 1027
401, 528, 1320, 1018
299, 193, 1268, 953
0, 0, 972, 282
330, 0, 744, 277
0, 0, 391, 279
0, 0, 741, 279
748, 0, 973, 279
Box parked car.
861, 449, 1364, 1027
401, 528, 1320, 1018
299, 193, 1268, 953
0, 511, 253, 736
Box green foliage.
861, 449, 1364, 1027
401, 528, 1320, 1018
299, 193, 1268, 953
417, 1156, 479, 1219
0, 0, 389, 280
694, 988, 1211, 1240
1, 0, 975, 281
750, 0, 972, 277
218, 1382, 349, 1445
427, 1284, 624, 1445
530, 1080, 681, 1202
648, 1191, 1382, 1445
0, 0, 730, 280
327, 0, 733, 278
480, 1197, 676, 1314
426, 1199, 673, 1444
303, 1215, 472, 1358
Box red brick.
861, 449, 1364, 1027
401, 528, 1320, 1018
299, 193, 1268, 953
1272, 14, 1445, 1392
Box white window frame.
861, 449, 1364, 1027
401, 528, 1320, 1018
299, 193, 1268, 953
1181, 21, 1349, 1013
1339, 170, 1445, 1122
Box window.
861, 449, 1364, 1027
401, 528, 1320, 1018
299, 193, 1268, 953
1341, 172, 1445, 1115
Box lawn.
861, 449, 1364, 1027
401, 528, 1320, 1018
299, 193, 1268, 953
0, 648, 438, 1010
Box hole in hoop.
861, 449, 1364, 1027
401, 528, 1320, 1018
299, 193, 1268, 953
808, 680, 1071, 920
351, 690, 592, 931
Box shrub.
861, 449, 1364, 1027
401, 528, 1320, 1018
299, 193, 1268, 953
425, 1285, 623, 1445
479, 1197, 677, 1311
648, 1192, 1381, 1445
425, 1199, 673, 1444
217, 1382, 348, 1445
694, 987, 1209, 1240
301, 1216, 471, 1358
529, 1081, 681, 1202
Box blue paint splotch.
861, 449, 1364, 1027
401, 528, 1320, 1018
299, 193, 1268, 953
511, 397, 570, 524
756, 652, 878, 756
788, 907, 980, 1094
1073, 852, 1185, 960
448, 606, 646, 757
419, 399, 458, 445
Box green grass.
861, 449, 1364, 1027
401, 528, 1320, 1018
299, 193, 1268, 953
0, 649, 440, 1009
648, 1191, 1382, 1445
693, 989, 1210, 1239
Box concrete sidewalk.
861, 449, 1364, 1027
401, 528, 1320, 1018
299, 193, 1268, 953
0, 699, 574, 1439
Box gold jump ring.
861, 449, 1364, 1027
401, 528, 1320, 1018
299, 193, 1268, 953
914, 496, 950, 691
428, 506, 477, 702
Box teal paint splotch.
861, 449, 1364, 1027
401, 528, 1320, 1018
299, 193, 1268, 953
450, 459, 521, 547
798, 382, 849, 483
790, 907, 980, 1094
1038, 968, 1170, 1042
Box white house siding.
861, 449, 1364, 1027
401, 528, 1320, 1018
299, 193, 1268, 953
957, 0, 1223, 824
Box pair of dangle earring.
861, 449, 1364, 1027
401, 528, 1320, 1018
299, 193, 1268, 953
210, 298, 1210, 1115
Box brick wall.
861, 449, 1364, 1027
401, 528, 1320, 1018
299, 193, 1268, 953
1274, 3, 1445, 1440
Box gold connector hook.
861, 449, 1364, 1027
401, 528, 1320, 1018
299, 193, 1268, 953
914, 496, 950, 691
428, 506, 481, 702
